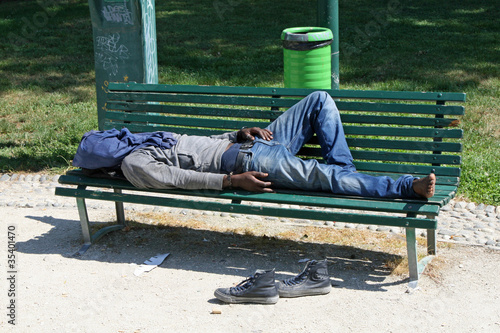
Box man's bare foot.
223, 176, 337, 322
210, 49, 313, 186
413, 173, 436, 198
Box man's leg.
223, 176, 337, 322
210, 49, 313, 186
249, 91, 431, 199
246, 141, 418, 198
265, 91, 354, 168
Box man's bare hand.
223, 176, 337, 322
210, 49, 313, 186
238, 127, 273, 141
229, 171, 273, 193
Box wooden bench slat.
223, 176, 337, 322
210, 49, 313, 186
353, 161, 461, 177
300, 136, 462, 153
344, 126, 463, 138
107, 106, 460, 128
364, 172, 459, 186
298, 147, 461, 165
434, 185, 459, 194
345, 138, 462, 153
352, 151, 460, 165
109, 82, 466, 102
107, 92, 299, 108
107, 100, 464, 117
105, 111, 270, 127
106, 103, 282, 119
341, 114, 460, 127
106, 112, 259, 130
108, 91, 468, 111
336, 101, 465, 115
104, 122, 225, 136
268, 186, 456, 206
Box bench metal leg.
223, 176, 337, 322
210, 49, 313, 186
72, 187, 127, 256
427, 228, 437, 255
76, 196, 92, 245
406, 227, 419, 283
114, 189, 126, 226
75, 194, 92, 256
406, 223, 436, 289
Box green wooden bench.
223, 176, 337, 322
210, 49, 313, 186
55, 82, 465, 284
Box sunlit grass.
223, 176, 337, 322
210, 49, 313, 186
0, 0, 498, 203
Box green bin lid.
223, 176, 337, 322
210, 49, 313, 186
281, 27, 333, 42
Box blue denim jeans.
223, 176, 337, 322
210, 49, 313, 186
242, 91, 417, 198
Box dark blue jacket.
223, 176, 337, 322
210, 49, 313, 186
73, 128, 177, 169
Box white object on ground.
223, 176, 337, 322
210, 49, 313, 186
134, 253, 170, 276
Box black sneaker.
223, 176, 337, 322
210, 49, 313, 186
277, 260, 332, 298
214, 269, 279, 304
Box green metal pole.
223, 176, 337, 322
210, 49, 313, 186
317, 0, 339, 89
88, 0, 158, 130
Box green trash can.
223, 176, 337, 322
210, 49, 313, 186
281, 27, 333, 89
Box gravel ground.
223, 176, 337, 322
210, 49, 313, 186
0, 173, 499, 332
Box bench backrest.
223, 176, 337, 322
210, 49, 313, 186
104, 82, 465, 186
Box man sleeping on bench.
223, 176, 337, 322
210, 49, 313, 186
112, 91, 435, 199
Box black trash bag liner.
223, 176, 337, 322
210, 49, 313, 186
283, 39, 332, 51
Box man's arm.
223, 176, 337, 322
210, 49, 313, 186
211, 127, 273, 143
237, 127, 273, 142
210, 131, 238, 142
222, 171, 274, 193
123, 150, 273, 192
122, 149, 225, 190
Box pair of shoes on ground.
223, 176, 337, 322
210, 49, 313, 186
214, 259, 332, 304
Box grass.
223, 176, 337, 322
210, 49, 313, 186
0, 0, 498, 204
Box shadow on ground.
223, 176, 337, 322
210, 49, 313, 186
18, 214, 407, 292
